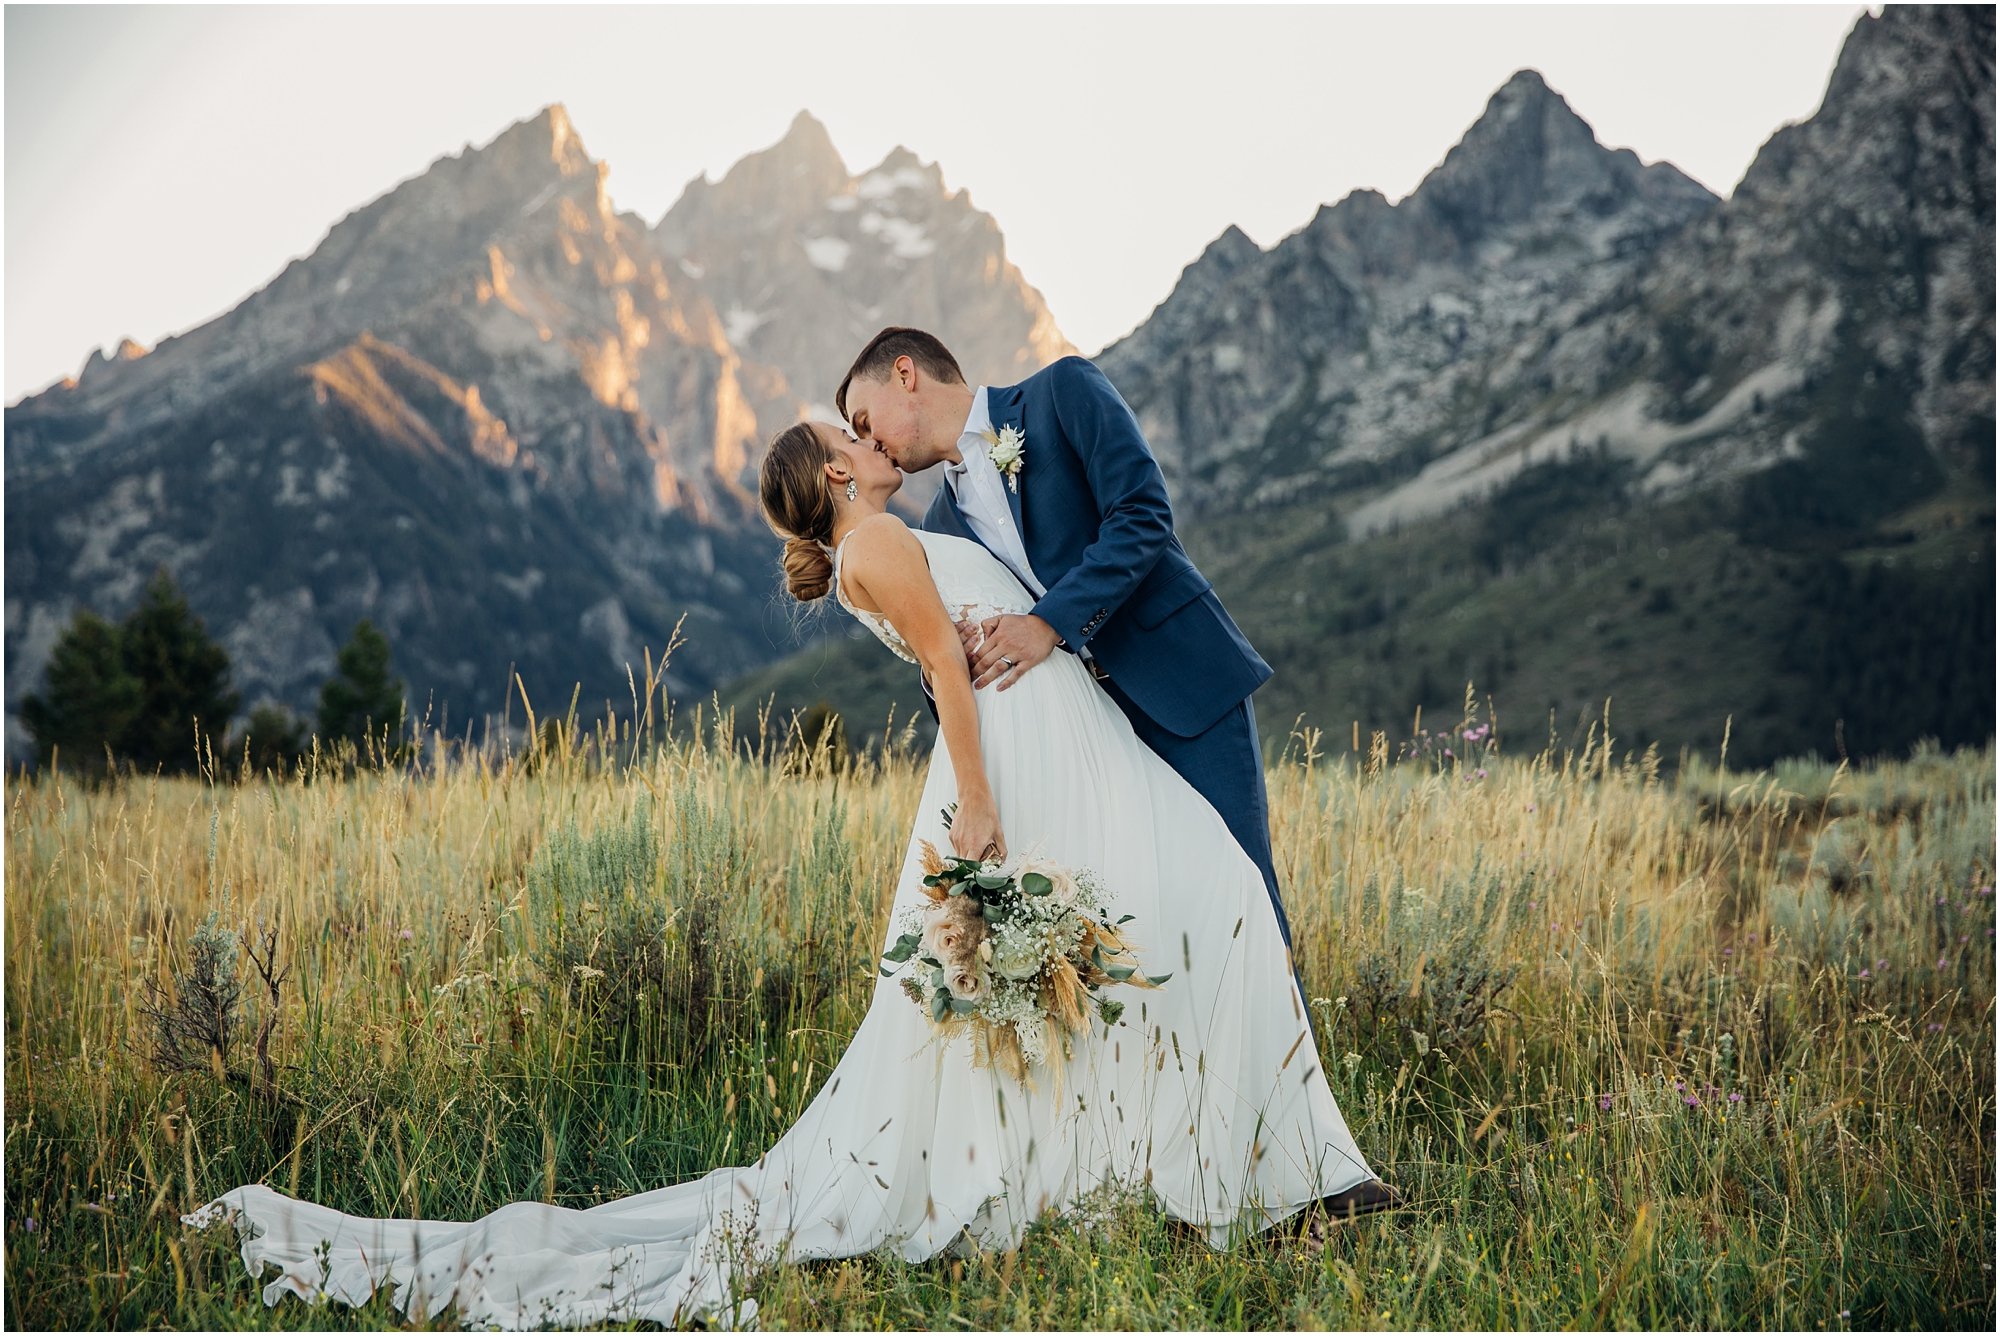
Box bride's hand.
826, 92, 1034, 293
954, 618, 982, 669
949, 792, 1006, 863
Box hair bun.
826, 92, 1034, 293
782, 535, 834, 602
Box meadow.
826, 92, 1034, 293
4, 691, 1994, 1330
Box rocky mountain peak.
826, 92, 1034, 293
1819, 3, 1989, 119
1406, 66, 1714, 257
1735, 3, 1992, 210
858, 145, 947, 198
29, 102, 626, 421
1202, 224, 1261, 268
775, 109, 844, 165
480, 102, 597, 183
653, 111, 1072, 427
671, 110, 853, 221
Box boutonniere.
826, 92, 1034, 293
981, 425, 1027, 493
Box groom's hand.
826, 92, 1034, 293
970, 614, 1060, 691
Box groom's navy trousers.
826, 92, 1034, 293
1091, 671, 1293, 952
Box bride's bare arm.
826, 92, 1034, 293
839, 514, 1005, 860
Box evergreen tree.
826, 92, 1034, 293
317, 619, 408, 764
115, 567, 240, 775
18, 608, 142, 777
230, 703, 307, 779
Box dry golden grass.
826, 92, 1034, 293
4, 691, 1993, 1329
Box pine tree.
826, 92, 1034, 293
115, 568, 240, 775
230, 703, 307, 779
18, 608, 142, 776
317, 619, 408, 764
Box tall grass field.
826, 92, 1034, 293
4, 692, 1994, 1330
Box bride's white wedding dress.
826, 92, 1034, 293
181, 528, 1376, 1329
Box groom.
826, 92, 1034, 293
834, 327, 1300, 963
837, 330, 1401, 1222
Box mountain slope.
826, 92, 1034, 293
728, 7, 1995, 770
4, 106, 1073, 761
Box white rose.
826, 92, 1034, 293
921, 909, 976, 966
989, 933, 1044, 981
945, 963, 988, 1003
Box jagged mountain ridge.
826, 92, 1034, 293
1100, 6, 1993, 538
730, 5, 1995, 769
656, 110, 1072, 413
4, 105, 1071, 760
1096, 67, 1724, 513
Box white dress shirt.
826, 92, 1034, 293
944, 387, 1044, 596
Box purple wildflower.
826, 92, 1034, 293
399, 928, 414, 941
1728, 1092, 1743, 1104
1598, 1095, 1613, 1112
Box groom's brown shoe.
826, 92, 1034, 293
1292, 1178, 1402, 1244
1316, 1177, 1401, 1220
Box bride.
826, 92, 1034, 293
180, 420, 1386, 1329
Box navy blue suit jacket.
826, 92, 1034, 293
920, 356, 1271, 739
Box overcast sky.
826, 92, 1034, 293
5, 2, 1869, 404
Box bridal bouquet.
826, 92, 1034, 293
879, 812, 1170, 1089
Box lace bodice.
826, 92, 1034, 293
831, 528, 1038, 665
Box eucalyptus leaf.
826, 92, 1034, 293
1145, 972, 1174, 985
1021, 873, 1053, 897
948, 997, 977, 1016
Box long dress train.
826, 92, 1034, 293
181, 528, 1377, 1328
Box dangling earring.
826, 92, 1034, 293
845, 477, 858, 502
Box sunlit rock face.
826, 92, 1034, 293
4, 104, 1071, 759
654, 110, 1074, 430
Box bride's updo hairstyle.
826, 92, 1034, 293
760, 421, 842, 602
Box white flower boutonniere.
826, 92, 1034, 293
981, 425, 1027, 493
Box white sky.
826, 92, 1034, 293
4, 1, 1869, 404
